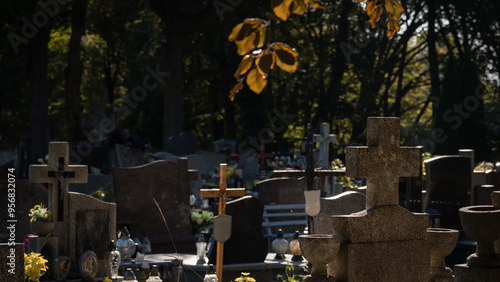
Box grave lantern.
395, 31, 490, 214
79, 241, 98, 280
272, 229, 288, 259
196, 234, 207, 264
106, 240, 121, 279
289, 230, 303, 261
117, 227, 136, 262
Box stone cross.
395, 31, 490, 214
200, 163, 245, 281
346, 117, 420, 210
29, 142, 87, 222
251, 140, 274, 170
313, 123, 337, 169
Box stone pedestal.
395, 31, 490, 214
28, 236, 58, 280
330, 206, 430, 281
0, 243, 24, 282
454, 263, 500, 282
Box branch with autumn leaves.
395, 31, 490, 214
228, 0, 404, 100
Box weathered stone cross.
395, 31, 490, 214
29, 142, 87, 222
200, 163, 245, 281
346, 117, 420, 210
313, 122, 337, 169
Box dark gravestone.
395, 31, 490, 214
423, 156, 471, 230
113, 160, 197, 250
70, 174, 114, 196
115, 144, 145, 168
312, 191, 366, 234
257, 177, 306, 205
208, 196, 267, 264
164, 131, 198, 156
213, 138, 237, 155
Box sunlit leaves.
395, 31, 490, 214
256, 50, 275, 76
274, 43, 298, 72
228, 18, 267, 55
358, 0, 404, 37
234, 55, 253, 79
246, 68, 268, 94
271, 0, 325, 21
229, 82, 244, 101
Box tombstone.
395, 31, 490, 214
113, 159, 197, 252
313, 123, 336, 169
0, 243, 24, 282
330, 117, 430, 281
312, 191, 366, 234
199, 151, 227, 177
28, 142, 116, 278
70, 174, 114, 196
239, 152, 259, 184
115, 143, 145, 168
256, 177, 306, 205
423, 156, 471, 229
164, 131, 198, 156
213, 138, 237, 155
208, 196, 268, 264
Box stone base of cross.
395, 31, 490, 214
200, 163, 245, 281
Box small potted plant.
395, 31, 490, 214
24, 252, 48, 282
29, 204, 54, 236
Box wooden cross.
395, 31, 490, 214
251, 140, 275, 170
200, 163, 245, 281
313, 122, 337, 169
346, 117, 420, 210
29, 142, 87, 222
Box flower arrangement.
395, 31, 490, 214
24, 252, 48, 282
234, 272, 256, 282
227, 165, 239, 179
191, 210, 214, 231
29, 204, 51, 222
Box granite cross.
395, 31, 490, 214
200, 163, 245, 281
251, 140, 275, 170
29, 142, 88, 222
313, 122, 337, 169
346, 117, 420, 210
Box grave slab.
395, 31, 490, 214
454, 263, 500, 282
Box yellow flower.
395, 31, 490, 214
202, 211, 213, 221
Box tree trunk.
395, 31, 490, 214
427, 0, 440, 121
28, 23, 52, 165
65, 0, 88, 144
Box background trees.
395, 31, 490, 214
1, 0, 499, 163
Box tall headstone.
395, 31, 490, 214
423, 156, 471, 229
113, 159, 197, 244
313, 123, 336, 169
330, 117, 430, 281
257, 177, 306, 205
29, 142, 116, 278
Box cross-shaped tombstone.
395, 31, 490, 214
313, 122, 337, 169
346, 117, 420, 210
200, 163, 245, 281
251, 140, 275, 170
29, 142, 88, 222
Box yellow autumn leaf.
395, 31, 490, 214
234, 55, 254, 79
307, 0, 325, 10
386, 18, 400, 37
385, 0, 404, 20
291, 0, 308, 15
228, 19, 265, 55
246, 68, 267, 94
253, 28, 266, 49
369, 6, 383, 28
229, 82, 244, 101
256, 49, 275, 76
271, 0, 293, 21
365, 0, 378, 15
274, 43, 298, 72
